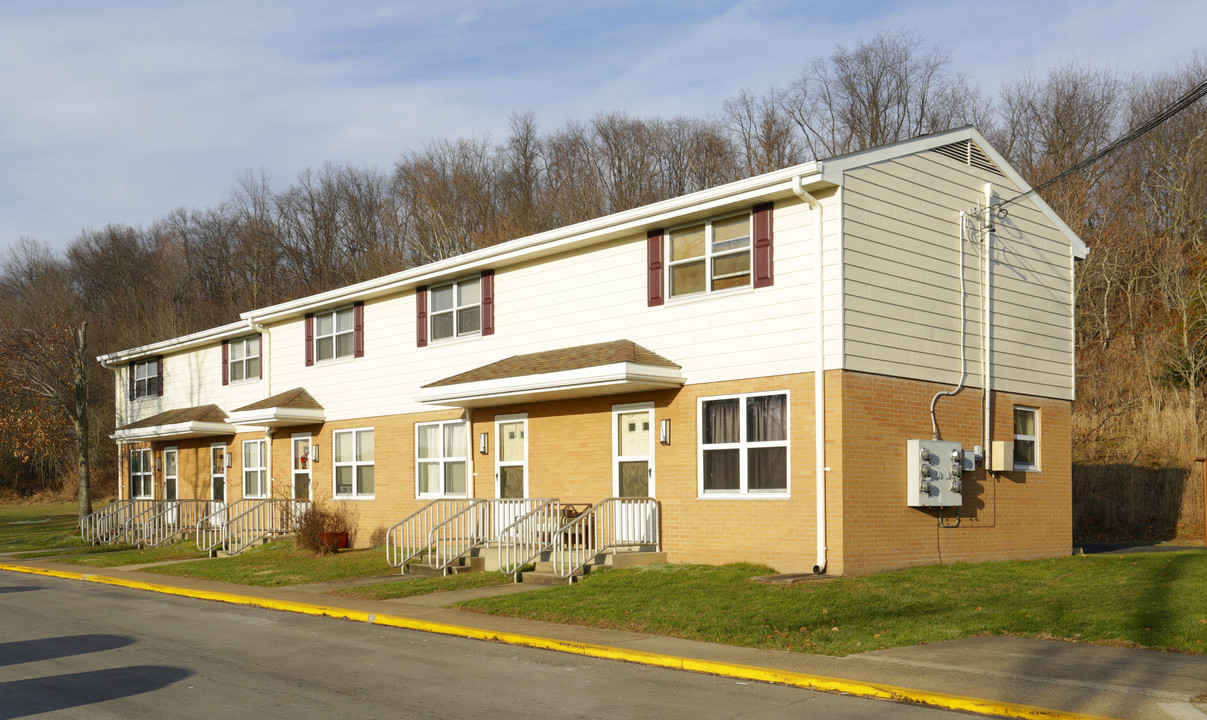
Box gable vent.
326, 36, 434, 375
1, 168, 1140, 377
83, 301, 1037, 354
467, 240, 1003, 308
933, 140, 1004, 177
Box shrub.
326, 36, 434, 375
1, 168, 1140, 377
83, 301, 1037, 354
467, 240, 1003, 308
293, 501, 358, 555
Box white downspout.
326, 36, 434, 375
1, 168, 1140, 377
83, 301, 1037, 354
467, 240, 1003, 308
793, 175, 827, 575
982, 184, 994, 469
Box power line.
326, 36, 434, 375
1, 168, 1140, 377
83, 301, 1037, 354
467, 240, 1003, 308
996, 76, 1207, 210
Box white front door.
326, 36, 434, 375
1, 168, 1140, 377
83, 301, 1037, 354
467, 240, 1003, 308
495, 414, 529, 535
292, 434, 312, 500
210, 444, 227, 524
163, 447, 179, 524
613, 403, 656, 544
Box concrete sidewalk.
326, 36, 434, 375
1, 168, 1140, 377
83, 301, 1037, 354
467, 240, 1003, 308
2, 555, 1204, 720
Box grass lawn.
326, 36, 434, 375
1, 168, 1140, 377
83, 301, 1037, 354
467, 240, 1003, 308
141, 542, 394, 586
0, 502, 89, 552
328, 571, 514, 600
68, 540, 209, 567
457, 553, 1207, 657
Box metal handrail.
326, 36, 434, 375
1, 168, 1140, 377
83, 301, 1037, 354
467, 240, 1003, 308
119, 500, 176, 545
223, 499, 307, 555
196, 499, 253, 552
427, 500, 491, 572
497, 499, 562, 580
80, 500, 135, 544
386, 499, 482, 572
139, 500, 218, 547
551, 497, 661, 581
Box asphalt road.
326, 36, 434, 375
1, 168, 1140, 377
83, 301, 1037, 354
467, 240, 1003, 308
0, 570, 976, 719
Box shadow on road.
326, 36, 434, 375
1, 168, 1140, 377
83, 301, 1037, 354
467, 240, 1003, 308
0, 665, 193, 719
0, 586, 43, 595
0, 634, 136, 667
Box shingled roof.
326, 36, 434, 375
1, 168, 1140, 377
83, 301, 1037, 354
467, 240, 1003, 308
116, 404, 228, 431
423, 340, 679, 388
233, 387, 323, 413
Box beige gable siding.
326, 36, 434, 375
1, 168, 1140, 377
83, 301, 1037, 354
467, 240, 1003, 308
841, 150, 1074, 400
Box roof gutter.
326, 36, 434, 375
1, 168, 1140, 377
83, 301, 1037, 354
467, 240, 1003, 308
793, 173, 828, 576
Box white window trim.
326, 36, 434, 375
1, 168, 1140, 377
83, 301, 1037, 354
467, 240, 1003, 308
132, 359, 160, 400
228, 335, 262, 384
163, 446, 178, 500
291, 432, 313, 501
314, 307, 356, 363
130, 447, 154, 499
667, 210, 753, 300
1013, 406, 1040, 472
494, 413, 528, 499
210, 442, 227, 502
333, 427, 375, 499
416, 419, 471, 499
697, 390, 790, 499
243, 439, 268, 499
429, 276, 482, 342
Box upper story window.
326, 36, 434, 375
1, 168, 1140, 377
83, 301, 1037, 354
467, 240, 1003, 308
305, 302, 364, 366
699, 391, 789, 496
1013, 407, 1039, 471
224, 335, 261, 384
416, 270, 494, 347
129, 358, 162, 400
431, 277, 481, 341
669, 213, 752, 298
647, 203, 773, 307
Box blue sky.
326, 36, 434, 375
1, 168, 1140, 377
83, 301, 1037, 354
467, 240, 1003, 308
1, 0, 1202, 254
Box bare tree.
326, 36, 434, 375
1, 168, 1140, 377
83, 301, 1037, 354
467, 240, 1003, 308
724, 88, 805, 174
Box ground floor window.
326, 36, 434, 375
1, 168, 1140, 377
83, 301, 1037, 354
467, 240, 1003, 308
243, 439, 267, 498
417, 420, 468, 497
699, 391, 788, 496
1013, 407, 1039, 470
334, 428, 374, 498
130, 448, 153, 499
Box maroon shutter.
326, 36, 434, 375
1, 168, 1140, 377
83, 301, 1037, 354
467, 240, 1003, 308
304, 313, 314, 366
353, 301, 365, 358
221, 340, 229, 386
416, 286, 428, 347
128, 363, 135, 401
647, 229, 664, 307
155, 355, 164, 397
481, 270, 495, 336
752, 202, 774, 288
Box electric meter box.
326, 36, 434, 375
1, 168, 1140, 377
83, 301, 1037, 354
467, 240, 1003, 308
907, 439, 965, 507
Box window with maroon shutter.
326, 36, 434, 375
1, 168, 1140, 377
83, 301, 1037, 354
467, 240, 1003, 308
222, 340, 229, 386
752, 202, 774, 288
427, 277, 483, 342
156, 356, 164, 396
481, 270, 495, 336
311, 308, 356, 362
647, 230, 664, 307
131, 358, 161, 399
416, 286, 428, 347
226, 335, 261, 382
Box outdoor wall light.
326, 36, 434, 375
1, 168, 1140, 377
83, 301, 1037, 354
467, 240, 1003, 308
155, 455, 162, 472
479, 433, 489, 455
225, 452, 233, 468
659, 419, 671, 445
310, 444, 319, 463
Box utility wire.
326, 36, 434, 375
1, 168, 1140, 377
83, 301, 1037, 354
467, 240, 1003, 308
996, 76, 1207, 210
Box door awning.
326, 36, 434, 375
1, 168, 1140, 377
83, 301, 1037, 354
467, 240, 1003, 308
227, 387, 326, 428
112, 404, 235, 441
416, 340, 684, 408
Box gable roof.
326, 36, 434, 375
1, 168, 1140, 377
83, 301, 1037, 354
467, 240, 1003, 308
116, 404, 228, 430
424, 340, 680, 388
232, 387, 323, 413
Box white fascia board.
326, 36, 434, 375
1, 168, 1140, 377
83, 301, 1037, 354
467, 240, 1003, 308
819, 126, 1088, 259
415, 363, 686, 408
227, 407, 326, 429
245, 166, 825, 325
111, 421, 237, 442
98, 320, 252, 367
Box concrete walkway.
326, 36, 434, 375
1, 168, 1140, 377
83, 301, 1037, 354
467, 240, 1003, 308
2, 555, 1205, 720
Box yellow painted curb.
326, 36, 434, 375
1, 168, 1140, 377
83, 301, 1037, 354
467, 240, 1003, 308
0, 562, 1120, 720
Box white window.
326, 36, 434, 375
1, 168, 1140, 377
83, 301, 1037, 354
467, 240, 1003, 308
130, 448, 153, 499
668, 213, 751, 298
699, 391, 789, 496
430, 277, 481, 341
334, 428, 374, 498
243, 439, 267, 498
315, 307, 355, 362
1013, 407, 1039, 471
132, 359, 160, 399
417, 420, 469, 497
228, 335, 261, 382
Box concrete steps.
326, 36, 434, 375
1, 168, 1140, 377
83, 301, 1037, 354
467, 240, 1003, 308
520, 549, 667, 585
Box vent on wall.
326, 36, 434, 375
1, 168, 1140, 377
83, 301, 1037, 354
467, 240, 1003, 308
933, 140, 1005, 177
